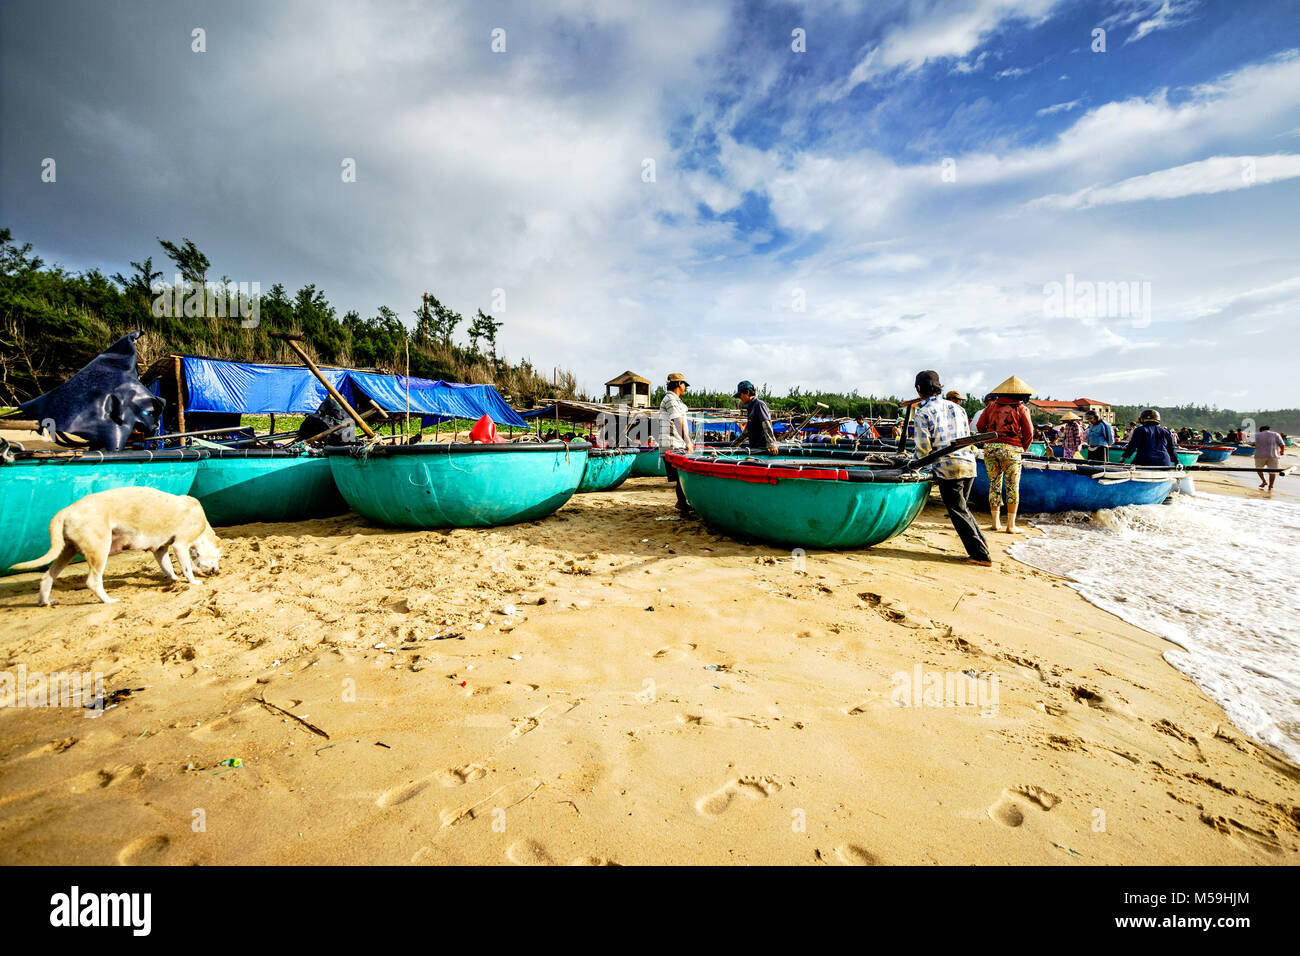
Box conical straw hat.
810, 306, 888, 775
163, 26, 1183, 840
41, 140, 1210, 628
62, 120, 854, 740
991, 375, 1034, 396
1058, 411, 1080, 421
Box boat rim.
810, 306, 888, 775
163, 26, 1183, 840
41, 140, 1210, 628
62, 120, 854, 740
323, 440, 592, 458
666, 450, 928, 484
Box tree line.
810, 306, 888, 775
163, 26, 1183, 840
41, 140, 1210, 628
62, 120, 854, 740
0, 227, 579, 407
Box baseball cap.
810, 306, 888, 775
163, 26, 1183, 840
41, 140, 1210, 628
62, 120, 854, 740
734, 380, 756, 398
667, 372, 689, 386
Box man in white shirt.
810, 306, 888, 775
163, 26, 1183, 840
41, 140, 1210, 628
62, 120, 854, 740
658, 373, 694, 515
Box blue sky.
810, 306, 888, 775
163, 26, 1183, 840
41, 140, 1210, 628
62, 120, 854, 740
3, 0, 1299, 408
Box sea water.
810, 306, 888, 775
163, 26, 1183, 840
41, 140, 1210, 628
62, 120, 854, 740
1009, 492, 1300, 765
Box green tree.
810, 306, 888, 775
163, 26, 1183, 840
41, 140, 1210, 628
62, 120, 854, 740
156, 236, 210, 285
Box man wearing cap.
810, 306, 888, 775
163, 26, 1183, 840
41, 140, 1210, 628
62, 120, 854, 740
975, 375, 1035, 533
658, 373, 694, 515
913, 370, 991, 565
735, 381, 778, 454
1084, 409, 1114, 462
1122, 409, 1177, 466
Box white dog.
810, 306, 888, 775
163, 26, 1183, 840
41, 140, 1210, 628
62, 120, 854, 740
11, 487, 222, 606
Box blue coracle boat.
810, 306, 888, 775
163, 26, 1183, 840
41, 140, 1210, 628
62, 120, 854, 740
973, 457, 1178, 513
324, 442, 589, 528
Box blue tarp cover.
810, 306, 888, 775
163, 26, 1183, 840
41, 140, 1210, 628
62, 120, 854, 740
177, 356, 526, 426
347, 372, 527, 427
182, 357, 354, 414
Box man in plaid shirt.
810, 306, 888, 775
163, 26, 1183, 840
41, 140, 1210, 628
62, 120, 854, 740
911, 370, 991, 565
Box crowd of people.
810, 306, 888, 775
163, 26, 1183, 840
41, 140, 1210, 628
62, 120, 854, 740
647, 370, 1294, 566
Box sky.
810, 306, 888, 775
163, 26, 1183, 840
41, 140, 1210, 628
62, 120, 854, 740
2, 0, 1299, 409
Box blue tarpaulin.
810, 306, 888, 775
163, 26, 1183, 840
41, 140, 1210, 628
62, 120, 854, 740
181, 357, 354, 414
347, 372, 527, 427
174, 356, 526, 427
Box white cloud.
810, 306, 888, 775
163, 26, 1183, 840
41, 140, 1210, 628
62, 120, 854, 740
1125, 0, 1199, 44
1029, 154, 1300, 209
1036, 98, 1083, 116
828, 0, 1062, 96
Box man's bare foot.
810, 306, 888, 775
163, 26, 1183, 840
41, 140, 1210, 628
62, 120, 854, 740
967, 558, 993, 567
1006, 525, 1025, 534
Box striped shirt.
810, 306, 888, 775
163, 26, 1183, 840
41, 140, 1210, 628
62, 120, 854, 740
657, 391, 689, 451
912, 395, 976, 480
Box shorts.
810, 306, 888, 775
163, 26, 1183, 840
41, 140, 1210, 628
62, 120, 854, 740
1255, 457, 1282, 470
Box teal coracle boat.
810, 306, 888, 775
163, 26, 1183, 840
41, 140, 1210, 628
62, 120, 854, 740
189, 449, 348, 525
1028, 441, 1047, 457
666, 452, 932, 549
576, 448, 637, 493
1, 449, 205, 573
324, 442, 589, 528
630, 447, 667, 478
1104, 446, 1200, 466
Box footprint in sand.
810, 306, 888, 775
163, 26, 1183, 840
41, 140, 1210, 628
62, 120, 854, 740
677, 713, 768, 730
376, 763, 490, 807
117, 835, 172, 865
652, 643, 697, 662
835, 844, 880, 866
1153, 719, 1205, 763
987, 785, 1061, 827
17, 737, 78, 760
696, 776, 783, 816
506, 840, 620, 866
1199, 813, 1283, 856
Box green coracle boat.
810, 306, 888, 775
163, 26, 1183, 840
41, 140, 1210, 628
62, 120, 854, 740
1028, 441, 1047, 457
324, 441, 589, 528
1, 449, 206, 573
189, 448, 349, 525
630, 447, 667, 478
576, 447, 637, 493
666, 451, 932, 549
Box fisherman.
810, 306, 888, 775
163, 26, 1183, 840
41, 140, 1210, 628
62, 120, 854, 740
975, 376, 1035, 533
849, 414, 875, 444
1084, 409, 1114, 462
658, 373, 694, 516
1058, 411, 1085, 460
912, 370, 991, 566
1253, 425, 1286, 492
1122, 409, 1178, 466
944, 389, 963, 405
735, 380, 778, 453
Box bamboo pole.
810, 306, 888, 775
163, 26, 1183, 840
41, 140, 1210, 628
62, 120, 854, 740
173, 355, 188, 441
269, 333, 381, 438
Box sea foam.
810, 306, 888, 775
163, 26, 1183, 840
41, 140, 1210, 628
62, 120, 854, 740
1009, 492, 1300, 765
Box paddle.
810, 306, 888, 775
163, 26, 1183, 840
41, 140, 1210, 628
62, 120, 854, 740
906, 431, 996, 471
895, 402, 915, 456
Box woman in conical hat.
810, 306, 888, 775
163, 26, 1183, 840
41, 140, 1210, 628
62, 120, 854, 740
975, 376, 1036, 532
1058, 411, 1086, 459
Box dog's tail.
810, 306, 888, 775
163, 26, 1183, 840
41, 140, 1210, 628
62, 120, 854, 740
10, 512, 67, 571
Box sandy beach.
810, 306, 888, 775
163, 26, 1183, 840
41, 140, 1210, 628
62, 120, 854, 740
2, 458, 1297, 866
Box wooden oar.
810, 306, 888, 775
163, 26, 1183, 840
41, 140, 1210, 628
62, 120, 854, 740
907, 431, 997, 471
270, 332, 384, 438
